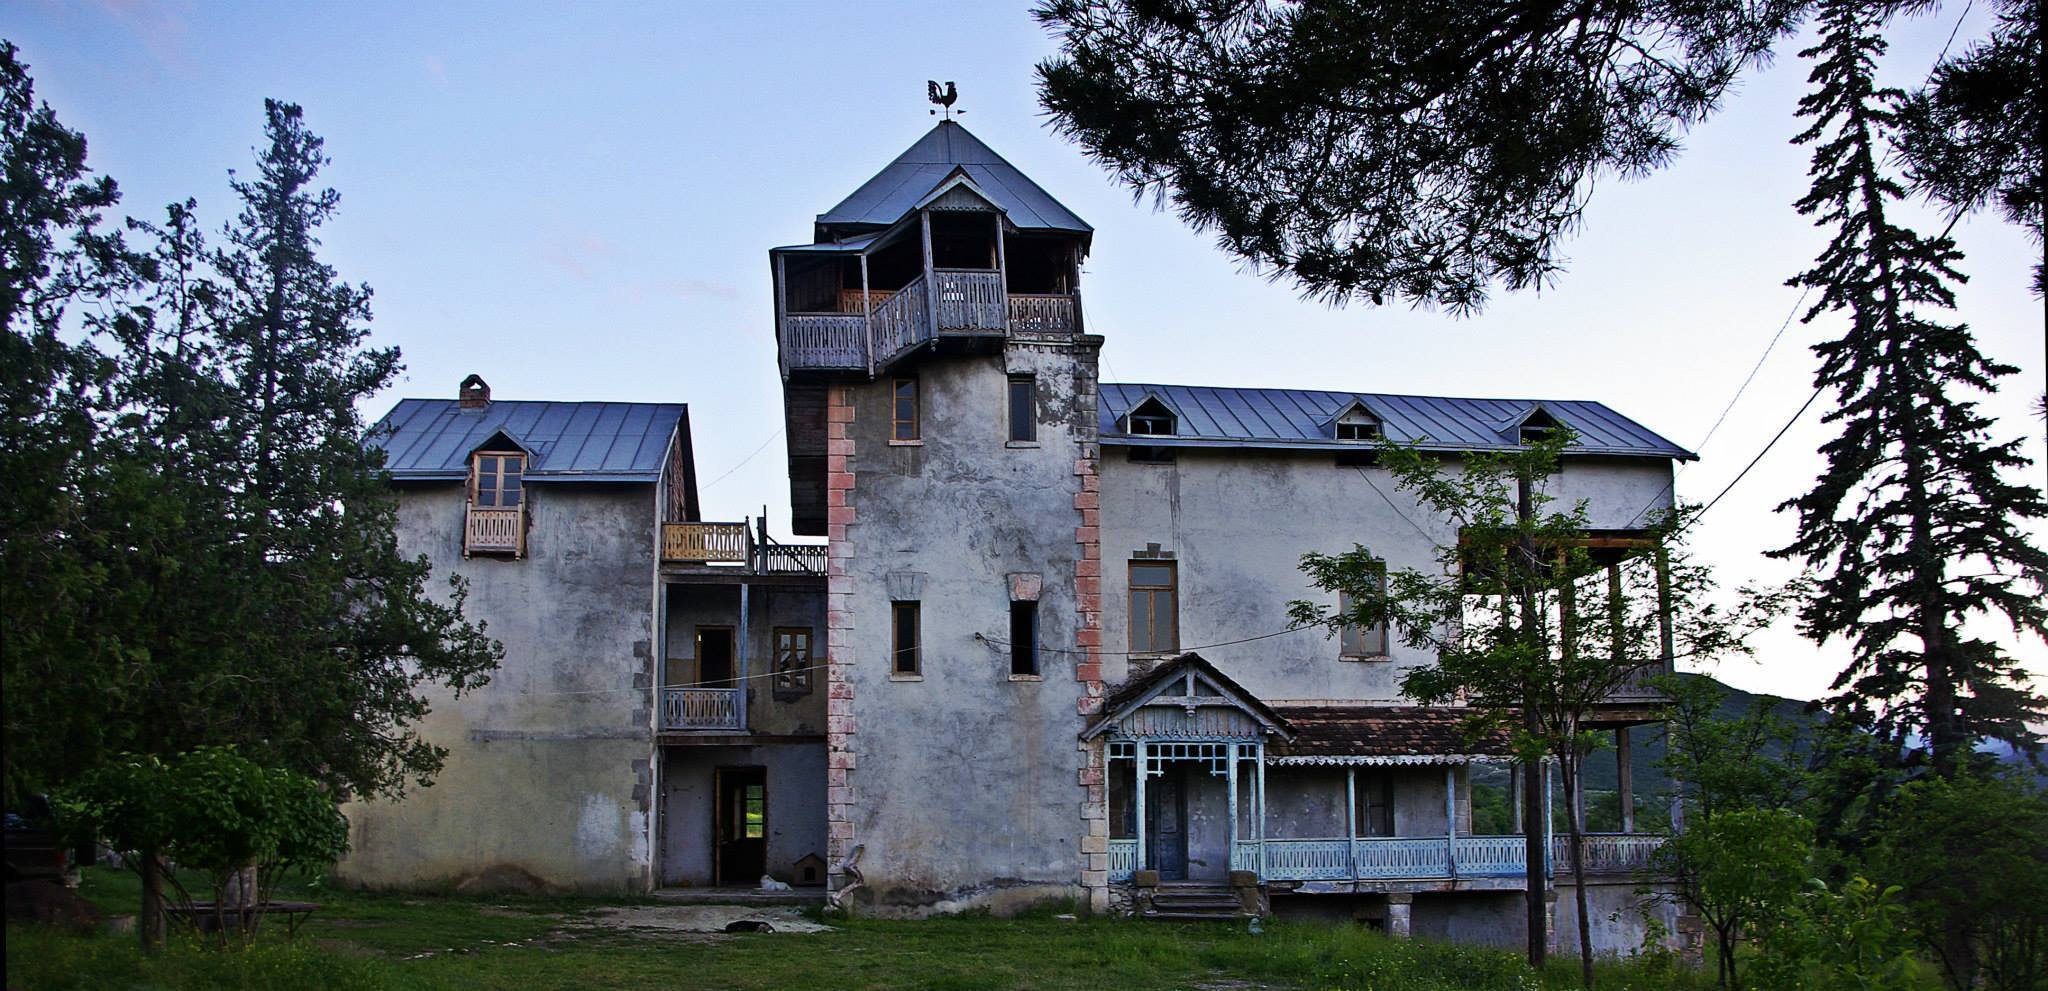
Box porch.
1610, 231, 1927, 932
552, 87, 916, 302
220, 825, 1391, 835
662, 520, 826, 575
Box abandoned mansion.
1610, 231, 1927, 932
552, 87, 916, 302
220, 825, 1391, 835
340, 121, 1693, 953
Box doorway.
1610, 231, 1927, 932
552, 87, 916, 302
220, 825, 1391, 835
714, 767, 766, 886
697, 627, 735, 686
1147, 765, 1189, 881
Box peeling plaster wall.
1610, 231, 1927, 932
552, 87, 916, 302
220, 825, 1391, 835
664, 583, 828, 736
658, 743, 828, 887
337, 482, 657, 894
838, 340, 1099, 912
1096, 449, 1675, 699
1553, 878, 1680, 958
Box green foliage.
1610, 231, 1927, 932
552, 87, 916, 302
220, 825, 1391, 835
1033, 1, 1804, 312
1749, 877, 1933, 991
1658, 808, 1814, 990
0, 49, 500, 805
1654, 672, 1809, 821
1869, 773, 2048, 991
56, 748, 349, 945
1774, 0, 2048, 776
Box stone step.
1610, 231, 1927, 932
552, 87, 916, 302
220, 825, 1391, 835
1141, 909, 1248, 922
1151, 895, 1242, 910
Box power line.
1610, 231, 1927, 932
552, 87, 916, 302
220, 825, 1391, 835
1691, 383, 1828, 524
699, 428, 782, 492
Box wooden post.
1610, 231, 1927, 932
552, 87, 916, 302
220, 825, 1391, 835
1255, 741, 1268, 878
738, 583, 750, 731
859, 252, 874, 376
1134, 739, 1148, 871
1510, 761, 1523, 834
1617, 727, 1635, 834
1344, 767, 1358, 880
1445, 765, 1459, 878
920, 211, 938, 337
1227, 745, 1240, 871
1543, 761, 1556, 879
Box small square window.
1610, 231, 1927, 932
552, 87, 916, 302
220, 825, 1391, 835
1008, 375, 1037, 444
892, 601, 920, 676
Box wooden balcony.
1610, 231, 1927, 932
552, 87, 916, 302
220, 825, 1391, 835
1109, 833, 1664, 884
661, 521, 826, 575
782, 271, 1080, 373
464, 507, 524, 556
663, 522, 748, 563
661, 687, 745, 732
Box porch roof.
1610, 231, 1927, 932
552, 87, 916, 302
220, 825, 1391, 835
1084, 652, 1293, 741
1265, 706, 1515, 766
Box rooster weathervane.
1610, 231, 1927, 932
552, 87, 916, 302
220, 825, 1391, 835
927, 81, 961, 120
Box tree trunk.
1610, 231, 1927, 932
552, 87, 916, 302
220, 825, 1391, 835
138, 851, 165, 953
1516, 470, 1548, 969
1564, 756, 1595, 989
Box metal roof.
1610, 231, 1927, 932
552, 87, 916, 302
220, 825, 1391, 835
816, 121, 1092, 236
370, 399, 687, 482
1099, 383, 1694, 460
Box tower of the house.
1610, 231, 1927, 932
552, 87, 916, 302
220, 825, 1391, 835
771, 120, 1110, 911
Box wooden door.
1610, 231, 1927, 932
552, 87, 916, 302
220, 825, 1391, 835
1147, 766, 1188, 881
714, 768, 766, 886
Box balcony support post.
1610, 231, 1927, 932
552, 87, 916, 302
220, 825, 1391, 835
1255, 740, 1267, 878
737, 583, 750, 732
1226, 744, 1240, 870
1344, 768, 1358, 880
1617, 727, 1635, 834
1134, 739, 1148, 872
920, 212, 939, 336
1445, 765, 1458, 878
860, 252, 874, 377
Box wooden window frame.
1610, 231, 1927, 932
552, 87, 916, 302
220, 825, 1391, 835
891, 377, 921, 444
470, 451, 527, 508
891, 601, 921, 678
1339, 558, 1391, 660
1007, 374, 1038, 445
772, 627, 814, 700
1127, 560, 1179, 655
1353, 772, 1396, 837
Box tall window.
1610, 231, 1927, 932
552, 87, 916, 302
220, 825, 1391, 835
472, 452, 525, 508
1128, 561, 1178, 654
1339, 559, 1390, 658
892, 601, 920, 676
1010, 599, 1038, 676
892, 378, 920, 442
1008, 375, 1037, 443
1354, 772, 1395, 836
773, 627, 813, 699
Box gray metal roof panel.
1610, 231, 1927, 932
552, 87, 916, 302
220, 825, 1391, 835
1099, 384, 1693, 460
816, 122, 1092, 235
369, 399, 687, 481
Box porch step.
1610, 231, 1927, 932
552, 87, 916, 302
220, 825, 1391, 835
1142, 884, 1249, 921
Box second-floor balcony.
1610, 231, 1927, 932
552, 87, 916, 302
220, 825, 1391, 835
662, 521, 826, 575
661, 686, 745, 732
781, 270, 1080, 374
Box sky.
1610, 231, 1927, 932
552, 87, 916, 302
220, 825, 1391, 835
11, 0, 2044, 705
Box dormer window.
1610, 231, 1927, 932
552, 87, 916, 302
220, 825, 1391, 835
1516, 407, 1562, 445
465, 445, 527, 557
1127, 398, 1175, 436
1334, 405, 1382, 442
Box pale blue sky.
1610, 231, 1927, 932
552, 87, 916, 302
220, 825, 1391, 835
12, 1, 2042, 702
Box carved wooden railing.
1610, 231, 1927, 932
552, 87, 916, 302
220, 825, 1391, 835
1231, 833, 1664, 883
1007, 293, 1077, 334
1108, 839, 1139, 881
837, 288, 895, 313
662, 522, 748, 563
931, 269, 1006, 332
869, 275, 930, 364
755, 542, 826, 575
464, 507, 523, 556
782, 313, 866, 370
662, 687, 745, 731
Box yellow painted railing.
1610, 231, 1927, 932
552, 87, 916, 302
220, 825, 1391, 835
662, 522, 748, 563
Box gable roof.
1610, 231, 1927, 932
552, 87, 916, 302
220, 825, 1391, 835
816, 121, 1092, 238
1085, 652, 1294, 740
1099, 383, 1694, 460
370, 399, 688, 483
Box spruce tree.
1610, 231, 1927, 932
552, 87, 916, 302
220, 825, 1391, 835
1775, 0, 2048, 778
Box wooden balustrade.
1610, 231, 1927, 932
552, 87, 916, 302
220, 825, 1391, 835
464, 507, 523, 556
1216, 833, 1664, 883
662, 522, 748, 563
837, 288, 895, 313
931, 269, 1006, 332
869, 276, 930, 362
782, 313, 866, 370
755, 543, 827, 575
1007, 293, 1077, 334
661, 687, 745, 732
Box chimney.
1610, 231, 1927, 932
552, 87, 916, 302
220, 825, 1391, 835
459, 374, 491, 409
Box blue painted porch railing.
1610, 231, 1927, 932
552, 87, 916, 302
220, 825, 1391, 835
1108, 839, 1137, 881
1234, 834, 1662, 882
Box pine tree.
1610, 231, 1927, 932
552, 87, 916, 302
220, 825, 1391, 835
1774, 0, 2048, 779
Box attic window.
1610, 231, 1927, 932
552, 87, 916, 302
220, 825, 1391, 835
1517, 408, 1562, 445
1127, 399, 1175, 436
472, 452, 525, 508
1335, 408, 1382, 442
465, 450, 526, 557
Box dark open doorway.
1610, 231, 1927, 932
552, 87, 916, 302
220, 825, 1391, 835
697, 627, 735, 686
714, 767, 767, 886
1147, 764, 1189, 881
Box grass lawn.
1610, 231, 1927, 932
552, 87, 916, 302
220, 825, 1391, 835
5, 867, 1713, 991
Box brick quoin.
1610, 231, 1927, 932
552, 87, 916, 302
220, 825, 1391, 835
824, 384, 860, 893
1070, 346, 1109, 913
